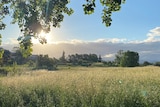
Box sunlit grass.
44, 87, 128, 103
0, 66, 160, 106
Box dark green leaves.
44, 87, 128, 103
0, 0, 10, 30
83, 0, 96, 14
18, 34, 33, 58
0, 34, 2, 45
7, 0, 74, 57
0, 22, 6, 30
83, 0, 125, 27
115, 50, 139, 67
100, 0, 124, 27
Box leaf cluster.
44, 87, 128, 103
0, 0, 74, 57
83, 0, 125, 27
0, 0, 10, 30
10, 0, 73, 33
83, 0, 96, 14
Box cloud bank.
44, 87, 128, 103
2, 27, 160, 63
31, 39, 160, 63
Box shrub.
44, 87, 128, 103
154, 62, 160, 66
0, 68, 9, 76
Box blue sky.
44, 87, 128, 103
49, 0, 160, 41
1, 0, 160, 62
1, 0, 160, 42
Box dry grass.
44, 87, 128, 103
0, 66, 160, 106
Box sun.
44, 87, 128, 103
32, 30, 52, 44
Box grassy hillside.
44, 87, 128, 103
0, 66, 160, 107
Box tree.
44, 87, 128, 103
103, 61, 115, 67
120, 50, 139, 67
68, 54, 76, 65
114, 50, 124, 66
59, 51, 66, 64
98, 55, 102, 62
154, 62, 160, 66
0, 34, 3, 59
0, 48, 13, 66
0, 48, 4, 64
12, 47, 27, 64
67, 53, 99, 66
142, 61, 152, 66
36, 54, 56, 70
2, 49, 13, 66
89, 54, 98, 62
0, 0, 125, 56
115, 50, 139, 67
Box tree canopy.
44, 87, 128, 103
114, 50, 139, 67
0, 0, 125, 57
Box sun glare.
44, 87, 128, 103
32, 31, 52, 44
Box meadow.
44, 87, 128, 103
0, 66, 160, 107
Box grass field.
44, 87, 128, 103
0, 66, 160, 107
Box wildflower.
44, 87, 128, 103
119, 80, 122, 84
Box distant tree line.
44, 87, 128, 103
30, 52, 102, 69
67, 53, 102, 66
0, 48, 102, 69
0, 47, 160, 70
0, 47, 28, 66
36, 55, 57, 70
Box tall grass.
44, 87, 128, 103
0, 66, 160, 107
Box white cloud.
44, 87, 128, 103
1, 38, 19, 51
103, 54, 115, 60
144, 27, 160, 42
94, 38, 127, 43
69, 39, 87, 44
147, 27, 160, 37
104, 54, 115, 58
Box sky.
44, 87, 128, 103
1, 0, 160, 62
